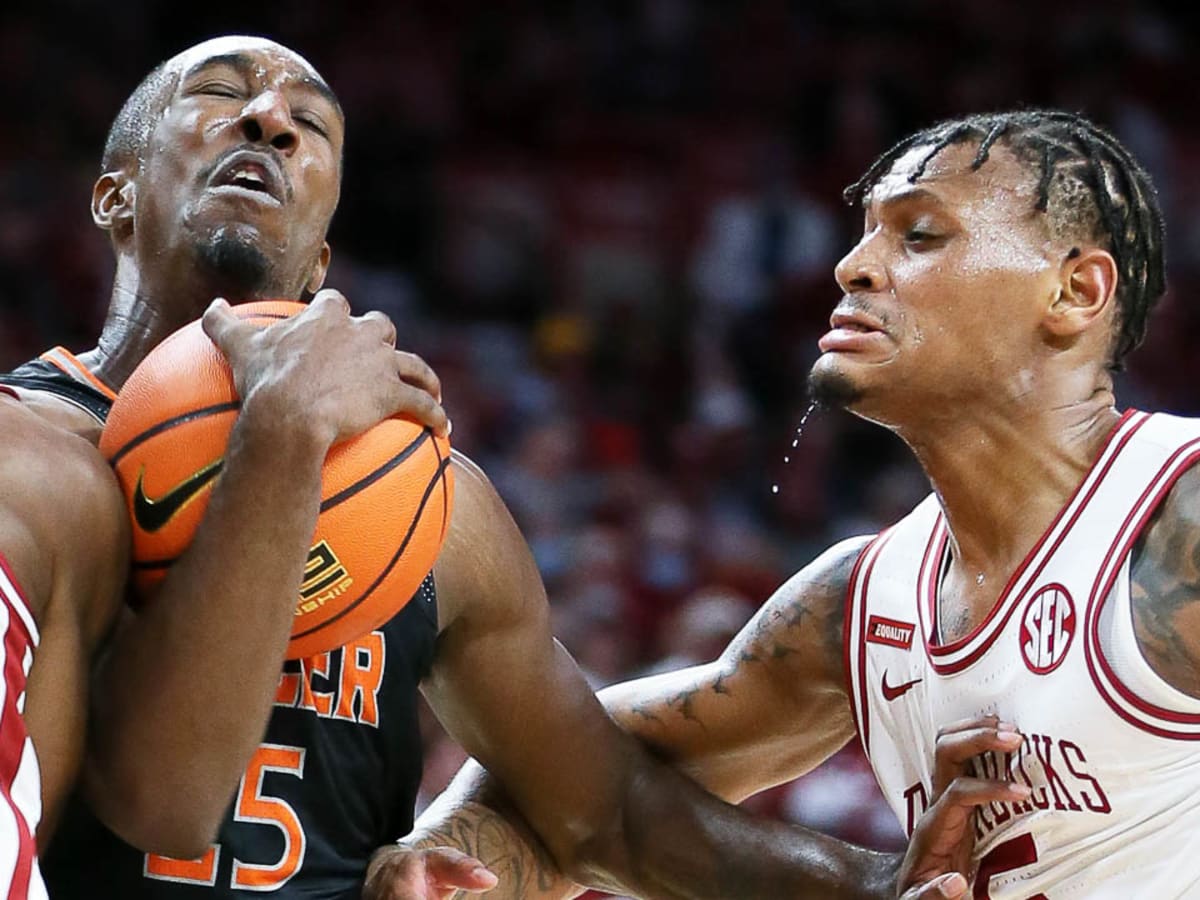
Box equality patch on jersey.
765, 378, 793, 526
865, 615, 915, 650
1019, 583, 1076, 674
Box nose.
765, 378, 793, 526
237, 90, 298, 155
834, 238, 887, 294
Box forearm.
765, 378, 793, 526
589, 759, 900, 900
407, 760, 900, 900
402, 764, 582, 900
86, 411, 327, 854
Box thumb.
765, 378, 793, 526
424, 848, 498, 892
201, 298, 243, 356
906, 872, 969, 900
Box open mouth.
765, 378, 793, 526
209, 152, 286, 205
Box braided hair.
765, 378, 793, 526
844, 110, 1165, 370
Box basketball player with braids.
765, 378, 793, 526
396, 109, 1200, 899
11, 34, 985, 900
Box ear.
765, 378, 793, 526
304, 242, 332, 295
1043, 247, 1119, 340
92, 172, 136, 239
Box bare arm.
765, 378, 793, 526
83, 293, 448, 857
0, 408, 127, 848
1129, 464, 1200, 696
411, 473, 899, 898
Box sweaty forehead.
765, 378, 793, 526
869, 140, 1036, 211
170, 36, 329, 95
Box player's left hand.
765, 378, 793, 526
899, 872, 969, 899
362, 844, 498, 899
896, 715, 1029, 898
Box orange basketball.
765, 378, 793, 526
98, 300, 454, 659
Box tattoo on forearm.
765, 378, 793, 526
421, 804, 563, 897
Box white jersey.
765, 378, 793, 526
845, 411, 1200, 899
0, 555, 45, 900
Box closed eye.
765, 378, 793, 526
294, 114, 330, 138
194, 82, 243, 99
904, 229, 945, 248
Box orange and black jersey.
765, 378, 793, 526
0, 349, 115, 424
8, 355, 442, 899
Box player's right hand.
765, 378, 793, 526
362, 845, 498, 899
202, 290, 450, 449
896, 715, 1030, 898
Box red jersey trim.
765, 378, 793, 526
844, 529, 895, 759
0, 569, 37, 900
0, 556, 36, 650
1085, 439, 1200, 739
920, 410, 1148, 675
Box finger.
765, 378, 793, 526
911, 778, 1030, 868
935, 714, 1003, 738
361, 310, 398, 347
903, 872, 969, 900
936, 724, 1022, 760
309, 288, 351, 316
933, 725, 1023, 795
424, 849, 498, 892
395, 350, 443, 403
939, 776, 1030, 808
389, 383, 451, 438
201, 298, 244, 356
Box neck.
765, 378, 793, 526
79, 252, 288, 392
898, 378, 1121, 579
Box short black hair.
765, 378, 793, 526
101, 62, 177, 173
844, 110, 1166, 370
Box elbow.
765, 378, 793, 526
104, 802, 223, 860
132, 816, 221, 861
554, 828, 630, 892
83, 767, 225, 859
545, 786, 641, 891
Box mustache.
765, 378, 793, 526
199, 145, 294, 203
833, 295, 894, 328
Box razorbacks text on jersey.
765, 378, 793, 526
0, 554, 45, 900
3, 350, 440, 899
846, 411, 1200, 899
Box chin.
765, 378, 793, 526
808, 355, 866, 410
195, 225, 275, 296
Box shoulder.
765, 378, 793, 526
719, 535, 873, 695
0, 398, 120, 520
0, 398, 127, 624
747, 535, 874, 639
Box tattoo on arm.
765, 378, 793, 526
415, 801, 566, 899
1130, 470, 1200, 698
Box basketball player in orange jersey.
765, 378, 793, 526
6, 34, 996, 900
398, 109, 1200, 899
0, 296, 437, 900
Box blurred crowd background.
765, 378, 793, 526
3, 0, 1199, 883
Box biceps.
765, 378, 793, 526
598, 662, 855, 802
